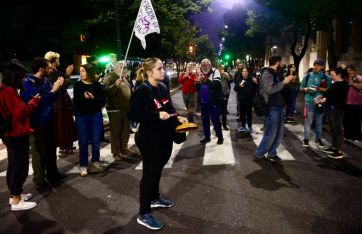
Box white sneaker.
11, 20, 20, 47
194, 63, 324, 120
80, 167, 88, 177
9, 193, 33, 205
11, 200, 37, 211
91, 162, 105, 172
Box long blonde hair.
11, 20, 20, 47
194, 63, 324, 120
135, 57, 160, 83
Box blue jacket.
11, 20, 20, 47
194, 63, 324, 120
21, 75, 59, 126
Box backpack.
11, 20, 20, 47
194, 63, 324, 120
252, 69, 276, 116
253, 89, 270, 117
0, 86, 13, 138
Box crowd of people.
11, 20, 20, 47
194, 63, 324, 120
0, 52, 361, 230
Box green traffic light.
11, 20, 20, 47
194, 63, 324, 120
224, 54, 230, 60
99, 55, 110, 63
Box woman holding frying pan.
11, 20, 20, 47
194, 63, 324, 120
128, 57, 188, 230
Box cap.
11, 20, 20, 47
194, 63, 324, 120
313, 59, 324, 66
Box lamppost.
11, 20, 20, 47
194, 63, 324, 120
271, 45, 278, 55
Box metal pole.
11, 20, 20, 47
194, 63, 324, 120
118, 0, 144, 80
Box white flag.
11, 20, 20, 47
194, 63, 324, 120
134, 0, 160, 49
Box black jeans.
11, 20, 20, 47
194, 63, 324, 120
239, 98, 253, 128
3, 136, 30, 196
327, 108, 344, 151
343, 105, 362, 140
32, 121, 59, 186
135, 131, 173, 215
221, 94, 229, 126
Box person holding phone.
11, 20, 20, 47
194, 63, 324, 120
283, 64, 300, 123
178, 62, 197, 122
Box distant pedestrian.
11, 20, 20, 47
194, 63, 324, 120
128, 57, 187, 230
343, 64, 362, 141
218, 65, 231, 130
0, 62, 40, 211
254, 55, 295, 161
234, 67, 257, 133
233, 63, 245, 120
178, 62, 197, 122
88, 55, 104, 81
104, 53, 117, 76
283, 64, 300, 123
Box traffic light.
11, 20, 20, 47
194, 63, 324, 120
224, 53, 230, 61
99, 55, 110, 64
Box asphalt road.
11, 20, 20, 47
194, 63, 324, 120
1, 86, 362, 234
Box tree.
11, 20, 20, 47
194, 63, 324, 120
220, 3, 265, 65
245, 0, 362, 69
245, 0, 315, 72
0, 0, 214, 65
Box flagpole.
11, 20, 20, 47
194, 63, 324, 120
118, 0, 144, 80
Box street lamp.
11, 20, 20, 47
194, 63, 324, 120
271, 45, 278, 55
188, 44, 196, 59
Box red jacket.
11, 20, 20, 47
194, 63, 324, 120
178, 72, 197, 94
0, 85, 40, 137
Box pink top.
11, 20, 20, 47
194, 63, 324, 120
347, 75, 362, 105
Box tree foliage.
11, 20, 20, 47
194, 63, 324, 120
221, 3, 265, 63
245, 0, 362, 68
0, 0, 214, 64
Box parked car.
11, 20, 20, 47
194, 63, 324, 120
66, 75, 80, 99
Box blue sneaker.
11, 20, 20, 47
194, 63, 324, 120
236, 127, 247, 132
151, 198, 173, 208
137, 213, 163, 230
247, 128, 253, 134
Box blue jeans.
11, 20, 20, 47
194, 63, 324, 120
75, 112, 103, 167
304, 102, 324, 141
200, 103, 223, 139
255, 107, 284, 157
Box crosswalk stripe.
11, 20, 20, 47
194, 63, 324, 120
284, 123, 350, 158
202, 130, 235, 166
251, 124, 295, 160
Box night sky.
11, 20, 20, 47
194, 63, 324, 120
191, 0, 254, 51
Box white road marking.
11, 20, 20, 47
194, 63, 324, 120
251, 123, 295, 160
202, 130, 235, 166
